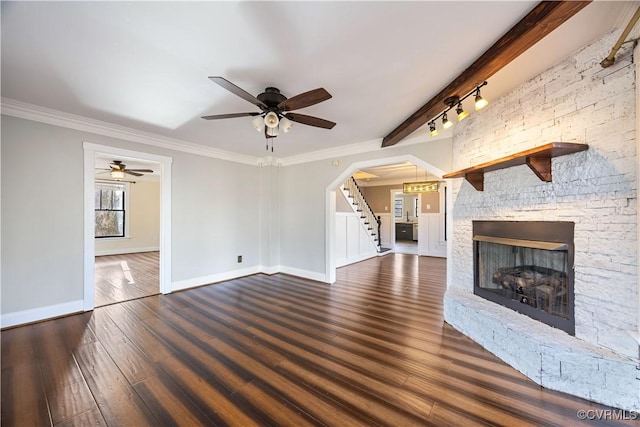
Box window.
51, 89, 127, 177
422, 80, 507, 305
95, 182, 126, 238
394, 198, 403, 218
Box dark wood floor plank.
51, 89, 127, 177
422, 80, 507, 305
99, 301, 175, 363
133, 373, 218, 426
31, 320, 100, 425
86, 308, 158, 385
1, 362, 52, 426
2, 254, 632, 427
1, 326, 39, 368
74, 341, 159, 426
155, 355, 262, 426
54, 408, 107, 427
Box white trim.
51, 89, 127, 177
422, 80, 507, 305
260, 265, 281, 275
84, 142, 173, 311
2, 97, 259, 166
279, 266, 328, 283
172, 266, 263, 292
326, 190, 337, 283
336, 252, 378, 268
95, 247, 160, 257
1, 97, 456, 168
1, 300, 84, 328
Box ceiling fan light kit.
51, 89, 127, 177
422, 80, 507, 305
428, 81, 488, 137
201, 76, 335, 152
99, 160, 154, 180
110, 170, 126, 180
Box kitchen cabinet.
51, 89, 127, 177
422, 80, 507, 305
395, 223, 413, 241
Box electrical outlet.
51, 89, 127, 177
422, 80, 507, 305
237, 255, 242, 263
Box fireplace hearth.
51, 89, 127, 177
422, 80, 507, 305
473, 221, 574, 334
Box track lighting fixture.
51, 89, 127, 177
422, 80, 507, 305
428, 81, 488, 137
442, 113, 453, 129
429, 121, 439, 137
456, 103, 468, 121
474, 88, 488, 110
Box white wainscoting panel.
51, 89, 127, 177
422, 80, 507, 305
335, 212, 378, 267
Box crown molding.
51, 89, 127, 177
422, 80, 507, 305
1, 97, 260, 166
2, 97, 451, 168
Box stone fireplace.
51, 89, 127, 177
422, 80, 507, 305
473, 221, 574, 335
443, 31, 639, 411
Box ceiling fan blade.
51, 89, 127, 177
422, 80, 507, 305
127, 169, 154, 173
277, 88, 331, 111
285, 113, 336, 129
201, 112, 261, 120
209, 76, 268, 109
124, 170, 143, 177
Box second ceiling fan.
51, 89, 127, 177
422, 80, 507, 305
201, 76, 336, 142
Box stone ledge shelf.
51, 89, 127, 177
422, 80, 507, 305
443, 142, 589, 191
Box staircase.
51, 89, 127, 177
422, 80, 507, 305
341, 177, 382, 252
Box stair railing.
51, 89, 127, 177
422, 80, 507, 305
342, 177, 382, 249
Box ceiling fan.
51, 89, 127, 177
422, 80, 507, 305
201, 76, 336, 143
97, 160, 154, 179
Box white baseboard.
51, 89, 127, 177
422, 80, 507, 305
336, 251, 378, 268
172, 266, 263, 292
95, 246, 160, 256
260, 265, 281, 275
277, 265, 328, 283
2, 299, 84, 328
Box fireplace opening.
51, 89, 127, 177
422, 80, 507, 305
473, 221, 575, 335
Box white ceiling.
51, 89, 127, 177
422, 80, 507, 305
1, 1, 635, 158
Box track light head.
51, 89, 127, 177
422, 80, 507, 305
429, 121, 439, 137
456, 103, 468, 121
475, 89, 488, 110
442, 113, 453, 129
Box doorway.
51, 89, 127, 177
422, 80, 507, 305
93, 155, 162, 306
325, 154, 447, 284
392, 190, 419, 255
83, 142, 173, 311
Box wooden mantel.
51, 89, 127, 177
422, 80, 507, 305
442, 142, 589, 191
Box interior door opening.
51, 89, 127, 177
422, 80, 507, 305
392, 190, 419, 255
93, 154, 162, 307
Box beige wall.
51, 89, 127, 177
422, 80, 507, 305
421, 191, 440, 214
360, 185, 401, 214
361, 184, 441, 215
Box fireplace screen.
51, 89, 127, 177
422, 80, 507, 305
473, 221, 574, 334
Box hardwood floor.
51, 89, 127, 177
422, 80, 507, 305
94, 251, 159, 307
394, 240, 418, 254
2, 254, 634, 426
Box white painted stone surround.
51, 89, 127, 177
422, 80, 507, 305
444, 30, 640, 411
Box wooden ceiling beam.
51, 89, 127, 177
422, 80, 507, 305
381, 1, 591, 148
